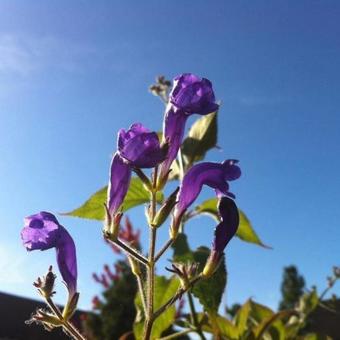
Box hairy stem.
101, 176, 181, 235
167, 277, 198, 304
187, 291, 206, 340
45, 297, 85, 340
107, 238, 148, 266
159, 328, 193, 340
154, 238, 174, 263
136, 273, 147, 315
153, 275, 203, 321
143, 167, 159, 339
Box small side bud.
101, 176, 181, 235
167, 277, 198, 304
34, 266, 56, 298
333, 266, 340, 278
152, 187, 179, 228
26, 308, 62, 328
166, 262, 199, 290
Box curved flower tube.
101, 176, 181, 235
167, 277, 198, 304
107, 153, 132, 217
159, 73, 219, 182
107, 123, 166, 219
170, 160, 241, 238
203, 196, 239, 278
21, 212, 77, 297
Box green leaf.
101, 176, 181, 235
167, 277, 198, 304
254, 310, 296, 340
133, 276, 180, 339
171, 233, 194, 262
181, 111, 218, 165
63, 177, 163, 221
192, 246, 227, 314
202, 315, 239, 340
248, 300, 286, 340
235, 299, 252, 336
194, 198, 269, 248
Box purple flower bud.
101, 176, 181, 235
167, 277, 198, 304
118, 123, 166, 168
108, 123, 166, 218
107, 153, 131, 216
159, 73, 219, 182
170, 160, 241, 238
21, 212, 77, 297
203, 197, 239, 278
170, 74, 219, 115
212, 197, 239, 256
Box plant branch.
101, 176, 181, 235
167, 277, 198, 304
153, 275, 203, 321
187, 291, 206, 340
154, 238, 174, 263
45, 297, 85, 340
159, 328, 193, 340
107, 238, 148, 266
136, 273, 147, 315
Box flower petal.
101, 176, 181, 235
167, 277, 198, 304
107, 153, 132, 216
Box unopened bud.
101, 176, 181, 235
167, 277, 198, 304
26, 308, 62, 327
34, 266, 56, 298
333, 266, 340, 278
152, 187, 179, 228
166, 262, 199, 290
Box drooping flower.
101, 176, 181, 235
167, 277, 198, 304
21, 212, 77, 297
170, 160, 241, 238
159, 73, 219, 182
107, 123, 166, 219
203, 196, 239, 278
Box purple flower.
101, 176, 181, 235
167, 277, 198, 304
211, 197, 239, 258
107, 153, 132, 216
203, 197, 239, 278
170, 73, 219, 115
118, 123, 166, 168
108, 123, 165, 218
159, 74, 219, 182
21, 212, 77, 296
170, 160, 241, 238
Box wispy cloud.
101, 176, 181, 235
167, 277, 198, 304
0, 33, 97, 77
0, 34, 36, 76
0, 244, 26, 284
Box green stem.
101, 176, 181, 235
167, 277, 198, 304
159, 328, 193, 340
108, 238, 148, 266
154, 238, 174, 263
45, 297, 85, 340
153, 275, 203, 321
143, 167, 159, 340
136, 273, 147, 315
187, 292, 206, 340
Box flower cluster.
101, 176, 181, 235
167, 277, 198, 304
20, 73, 242, 338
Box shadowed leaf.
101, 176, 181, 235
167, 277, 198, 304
181, 111, 218, 166
63, 177, 163, 220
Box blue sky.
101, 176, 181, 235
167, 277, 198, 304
0, 0, 339, 311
